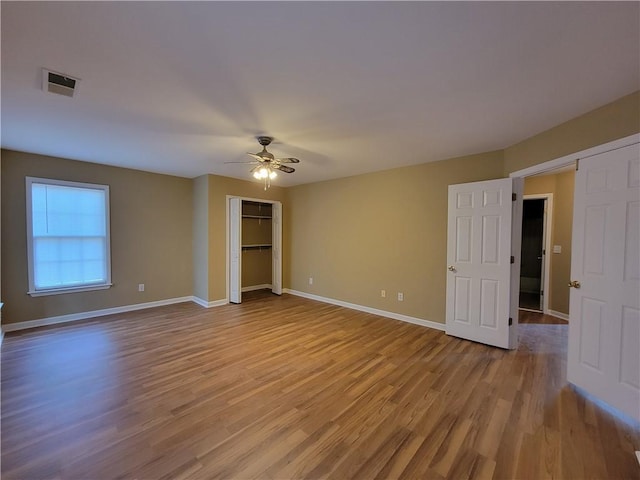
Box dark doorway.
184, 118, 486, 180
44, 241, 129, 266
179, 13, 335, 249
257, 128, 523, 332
519, 199, 546, 311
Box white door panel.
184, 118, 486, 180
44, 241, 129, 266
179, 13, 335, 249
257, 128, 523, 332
229, 197, 242, 304
568, 142, 640, 420
620, 306, 640, 389
272, 202, 282, 295
446, 178, 513, 349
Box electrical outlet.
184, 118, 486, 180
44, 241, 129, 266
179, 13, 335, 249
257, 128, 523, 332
381, 289, 386, 298
138, 283, 145, 292
397, 292, 404, 301
309, 277, 313, 285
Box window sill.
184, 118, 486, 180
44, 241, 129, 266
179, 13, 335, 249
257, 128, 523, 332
28, 283, 112, 297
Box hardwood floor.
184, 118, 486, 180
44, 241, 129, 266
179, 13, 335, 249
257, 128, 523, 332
518, 310, 569, 325
2, 291, 639, 479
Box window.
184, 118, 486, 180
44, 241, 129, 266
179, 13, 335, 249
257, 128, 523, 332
26, 177, 111, 296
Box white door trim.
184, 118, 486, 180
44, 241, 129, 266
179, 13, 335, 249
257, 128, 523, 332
271, 202, 283, 295
229, 197, 242, 304
509, 177, 524, 349
509, 134, 640, 323
226, 195, 283, 303
509, 134, 640, 179
522, 193, 553, 314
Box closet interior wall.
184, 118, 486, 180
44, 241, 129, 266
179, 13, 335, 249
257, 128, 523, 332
241, 201, 273, 289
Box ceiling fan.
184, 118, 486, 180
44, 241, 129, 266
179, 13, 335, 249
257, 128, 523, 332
226, 136, 300, 190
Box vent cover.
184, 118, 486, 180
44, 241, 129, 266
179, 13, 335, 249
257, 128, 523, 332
42, 69, 79, 97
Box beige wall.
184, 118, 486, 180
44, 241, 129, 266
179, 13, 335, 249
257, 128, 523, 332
504, 91, 640, 175
286, 92, 638, 325
193, 175, 210, 300
1, 150, 193, 324
242, 249, 272, 287
2, 91, 638, 327
287, 151, 504, 324
524, 171, 575, 315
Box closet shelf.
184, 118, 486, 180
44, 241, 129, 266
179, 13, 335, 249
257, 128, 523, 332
242, 244, 272, 249
242, 215, 272, 219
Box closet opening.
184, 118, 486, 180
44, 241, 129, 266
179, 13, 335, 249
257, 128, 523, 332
227, 197, 282, 304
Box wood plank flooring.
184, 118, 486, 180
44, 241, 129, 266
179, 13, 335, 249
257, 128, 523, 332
2, 291, 639, 479
518, 310, 569, 325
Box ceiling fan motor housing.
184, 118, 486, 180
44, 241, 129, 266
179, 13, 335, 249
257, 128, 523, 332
257, 136, 273, 147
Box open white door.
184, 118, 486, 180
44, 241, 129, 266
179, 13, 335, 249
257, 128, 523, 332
271, 201, 282, 295
229, 197, 242, 304
446, 178, 514, 349
567, 142, 639, 420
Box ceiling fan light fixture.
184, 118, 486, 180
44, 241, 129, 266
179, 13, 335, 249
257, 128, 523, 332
252, 165, 276, 185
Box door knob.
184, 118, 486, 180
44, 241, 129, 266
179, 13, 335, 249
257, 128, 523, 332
448, 265, 456, 272
568, 280, 581, 288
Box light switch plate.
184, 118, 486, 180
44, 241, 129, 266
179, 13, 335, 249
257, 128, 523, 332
553, 245, 562, 254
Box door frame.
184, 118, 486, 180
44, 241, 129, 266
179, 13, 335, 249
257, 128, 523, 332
509, 133, 640, 332
521, 194, 553, 314
509, 135, 639, 179
226, 195, 283, 303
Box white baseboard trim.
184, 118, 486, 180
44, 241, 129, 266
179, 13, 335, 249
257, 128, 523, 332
192, 297, 228, 308
1, 290, 444, 334
241, 284, 272, 293
548, 309, 570, 321
283, 289, 445, 332
519, 307, 543, 314
2, 296, 195, 332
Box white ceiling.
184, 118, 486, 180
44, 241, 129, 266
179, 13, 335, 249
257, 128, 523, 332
2, 2, 638, 186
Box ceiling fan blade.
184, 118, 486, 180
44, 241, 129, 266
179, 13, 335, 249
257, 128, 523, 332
247, 153, 265, 161
224, 161, 261, 164
275, 165, 295, 173
275, 157, 300, 164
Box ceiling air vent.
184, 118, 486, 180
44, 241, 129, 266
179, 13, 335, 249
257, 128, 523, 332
42, 69, 79, 97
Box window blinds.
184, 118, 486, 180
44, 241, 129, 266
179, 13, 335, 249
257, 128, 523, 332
30, 182, 108, 290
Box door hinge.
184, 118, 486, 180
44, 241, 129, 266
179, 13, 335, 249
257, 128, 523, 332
541, 290, 544, 296
509, 317, 513, 326
512, 193, 517, 201
510, 255, 515, 264
543, 249, 546, 255
576, 159, 580, 172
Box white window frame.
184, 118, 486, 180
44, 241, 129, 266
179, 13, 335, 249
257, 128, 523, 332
25, 177, 112, 297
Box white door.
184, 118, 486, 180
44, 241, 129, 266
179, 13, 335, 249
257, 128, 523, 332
446, 178, 514, 349
567, 143, 640, 420
229, 197, 242, 304
271, 201, 282, 295
539, 200, 548, 311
